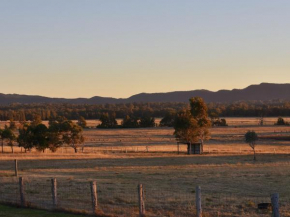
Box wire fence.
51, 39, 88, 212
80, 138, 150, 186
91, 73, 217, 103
0, 176, 289, 217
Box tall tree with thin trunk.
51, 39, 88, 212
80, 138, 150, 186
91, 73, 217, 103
245, 131, 258, 160
2, 126, 16, 153
62, 120, 85, 153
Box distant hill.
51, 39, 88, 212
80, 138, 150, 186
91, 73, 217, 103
1, 83, 290, 105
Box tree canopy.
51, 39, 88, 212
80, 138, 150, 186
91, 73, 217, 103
174, 97, 211, 145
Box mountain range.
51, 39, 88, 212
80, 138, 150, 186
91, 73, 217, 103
0, 83, 290, 105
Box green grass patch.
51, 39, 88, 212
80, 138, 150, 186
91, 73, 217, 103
0, 205, 87, 217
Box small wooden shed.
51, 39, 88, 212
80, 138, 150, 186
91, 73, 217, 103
187, 142, 203, 155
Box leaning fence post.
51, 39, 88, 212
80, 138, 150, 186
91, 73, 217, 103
196, 186, 202, 217
90, 181, 98, 214
19, 177, 26, 207
138, 184, 145, 216
271, 193, 279, 217
51, 178, 57, 209
15, 159, 18, 177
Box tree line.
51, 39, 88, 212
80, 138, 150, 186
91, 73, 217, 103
1, 100, 290, 121
0, 116, 84, 153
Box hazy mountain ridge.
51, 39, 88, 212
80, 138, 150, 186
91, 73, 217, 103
0, 83, 290, 105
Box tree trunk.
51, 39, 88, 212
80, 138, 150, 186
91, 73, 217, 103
11, 146, 14, 154
1, 140, 3, 153
74, 147, 78, 153
253, 148, 256, 161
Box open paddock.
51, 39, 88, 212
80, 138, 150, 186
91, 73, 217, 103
0, 120, 290, 216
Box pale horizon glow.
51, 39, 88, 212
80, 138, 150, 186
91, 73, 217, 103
1, 1, 290, 98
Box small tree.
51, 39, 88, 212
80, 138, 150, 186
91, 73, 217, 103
18, 123, 34, 152
47, 120, 64, 152
121, 115, 139, 128
62, 120, 85, 153
275, 117, 288, 125
2, 126, 16, 153
245, 131, 258, 161
32, 124, 49, 152
139, 116, 155, 128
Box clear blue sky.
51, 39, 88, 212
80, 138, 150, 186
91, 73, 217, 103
0, 0, 289, 98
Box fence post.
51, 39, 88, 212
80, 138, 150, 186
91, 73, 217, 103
196, 186, 202, 217
271, 193, 279, 217
15, 159, 18, 177
90, 181, 98, 214
51, 178, 57, 209
138, 184, 145, 216
19, 177, 26, 207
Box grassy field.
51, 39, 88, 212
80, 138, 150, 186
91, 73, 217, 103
1, 119, 290, 216
0, 204, 87, 217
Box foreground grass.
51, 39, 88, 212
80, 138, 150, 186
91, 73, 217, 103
0, 205, 87, 217
1, 124, 290, 216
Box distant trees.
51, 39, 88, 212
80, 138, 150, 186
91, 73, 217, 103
174, 97, 211, 149
9, 119, 17, 130
97, 113, 118, 128
120, 115, 156, 128
2, 100, 290, 122
275, 117, 289, 125
212, 118, 228, 127
121, 115, 139, 128
160, 110, 176, 127
77, 116, 87, 128
139, 116, 155, 128
1, 116, 85, 154
245, 131, 258, 161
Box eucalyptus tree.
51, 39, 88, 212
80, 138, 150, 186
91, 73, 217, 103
245, 131, 258, 161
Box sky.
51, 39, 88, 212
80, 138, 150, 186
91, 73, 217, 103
0, 1, 290, 98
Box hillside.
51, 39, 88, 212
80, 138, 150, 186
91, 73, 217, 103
0, 83, 290, 105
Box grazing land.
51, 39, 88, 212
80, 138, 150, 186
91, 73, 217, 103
1, 118, 290, 216
0, 204, 86, 217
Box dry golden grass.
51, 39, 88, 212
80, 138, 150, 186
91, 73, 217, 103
1, 119, 290, 216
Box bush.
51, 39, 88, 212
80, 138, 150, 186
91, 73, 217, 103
275, 117, 289, 126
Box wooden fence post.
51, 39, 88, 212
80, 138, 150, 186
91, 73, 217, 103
15, 159, 18, 177
196, 186, 202, 217
271, 193, 279, 217
19, 177, 26, 207
51, 178, 57, 209
138, 184, 145, 216
90, 181, 98, 214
